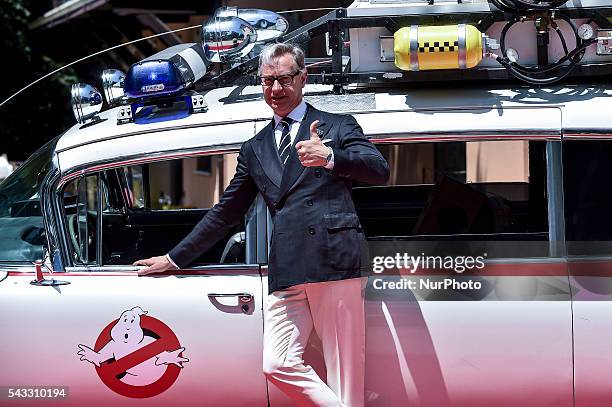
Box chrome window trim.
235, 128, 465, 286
55, 117, 270, 154
65, 263, 261, 276
41, 152, 67, 271
58, 144, 242, 188
0, 264, 37, 273
369, 131, 559, 143
55, 147, 259, 269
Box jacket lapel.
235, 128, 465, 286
253, 120, 283, 187
278, 105, 319, 200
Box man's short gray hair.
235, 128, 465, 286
258, 43, 305, 74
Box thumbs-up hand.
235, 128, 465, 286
295, 120, 330, 167
309, 120, 321, 142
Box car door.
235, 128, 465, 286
0, 151, 269, 406
563, 137, 612, 407
354, 108, 573, 406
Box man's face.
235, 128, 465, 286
260, 53, 307, 117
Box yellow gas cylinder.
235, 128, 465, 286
394, 24, 484, 71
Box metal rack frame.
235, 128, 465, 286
198, 4, 612, 92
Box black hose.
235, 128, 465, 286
497, 58, 575, 84
496, 39, 595, 84
501, 15, 582, 72
497, 13, 594, 84
554, 26, 569, 55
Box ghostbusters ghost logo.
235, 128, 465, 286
77, 307, 189, 398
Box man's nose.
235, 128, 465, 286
271, 79, 284, 92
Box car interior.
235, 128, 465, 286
62, 165, 245, 266
60, 140, 550, 266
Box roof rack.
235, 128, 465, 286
198, 1, 612, 92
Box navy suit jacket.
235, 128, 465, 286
169, 104, 390, 292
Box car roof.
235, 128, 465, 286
54, 82, 612, 175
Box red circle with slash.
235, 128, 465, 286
93, 315, 182, 398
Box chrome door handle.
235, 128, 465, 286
208, 293, 253, 303
208, 293, 254, 314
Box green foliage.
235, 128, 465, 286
0, 0, 76, 160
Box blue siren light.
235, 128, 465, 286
124, 60, 182, 99
124, 43, 209, 99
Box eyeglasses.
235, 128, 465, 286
259, 71, 301, 87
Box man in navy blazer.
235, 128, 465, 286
136, 43, 389, 406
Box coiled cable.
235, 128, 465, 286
496, 14, 595, 84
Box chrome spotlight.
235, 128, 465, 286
101, 69, 126, 106
202, 15, 256, 63
215, 7, 289, 43
71, 83, 103, 124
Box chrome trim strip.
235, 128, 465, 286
65, 264, 261, 276
0, 265, 37, 272
409, 25, 419, 71
567, 255, 612, 262
564, 130, 612, 139
58, 144, 242, 187
458, 24, 467, 69
368, 130, 560, 142
310, 103, 565, 116
55, 117, 269, 154
40, 155, 67, 270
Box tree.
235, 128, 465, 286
0, 0, 78, 160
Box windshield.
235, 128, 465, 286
0, 138, 57, 263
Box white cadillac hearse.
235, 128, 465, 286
2, 1, 612, 406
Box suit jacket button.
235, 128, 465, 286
315, 169, 322, 178
308, 227, 316, 235
306, 200, 313, 207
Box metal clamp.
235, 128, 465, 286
409, 25, 420, 71
458, 24, 467, 69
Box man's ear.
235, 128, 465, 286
301, 71, 307, 88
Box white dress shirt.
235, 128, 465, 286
273, 100, 334, 169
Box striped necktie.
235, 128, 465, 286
277, 117, 294, 166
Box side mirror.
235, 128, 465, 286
30, 259, 69, 286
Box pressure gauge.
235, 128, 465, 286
578, 24, 594, 40
506, 48, 520, 63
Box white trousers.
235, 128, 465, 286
262, 277, 366, 407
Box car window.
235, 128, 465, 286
63, 174, 99, 265
563, 140, 612, 255
123, 153, 238, 210
0, 138, 56, 263
354, 140, 550, 258
61, 152, 246, 266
